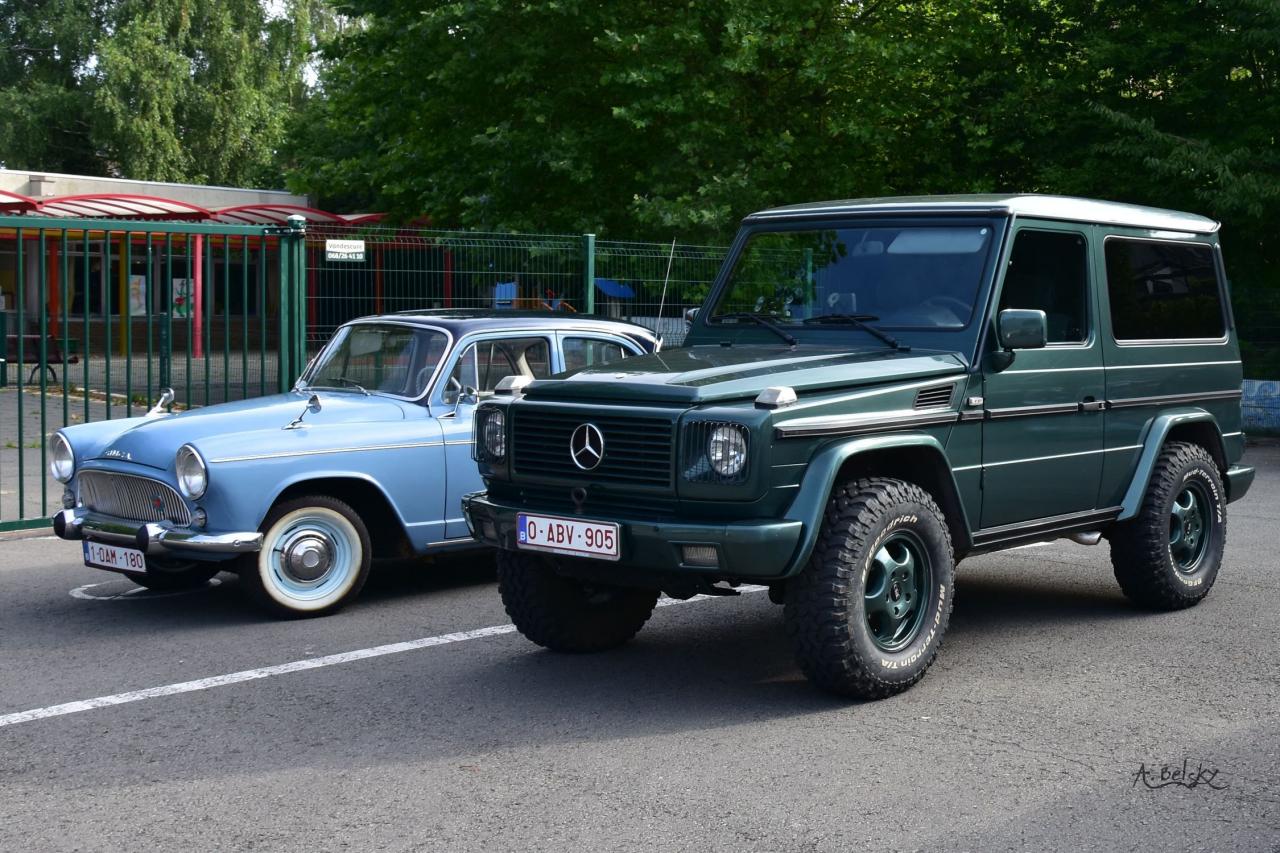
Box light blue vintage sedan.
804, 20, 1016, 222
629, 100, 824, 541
51, 311, 658, 615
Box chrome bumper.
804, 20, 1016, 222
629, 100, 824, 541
53, 508, 263, 555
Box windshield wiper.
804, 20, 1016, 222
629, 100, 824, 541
308, 377, 371, 395
716, 312, 798, 346
802, 313, 909, 351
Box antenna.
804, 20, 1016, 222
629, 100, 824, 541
654, 237, 677, 344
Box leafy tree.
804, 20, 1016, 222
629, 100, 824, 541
0, 0, 331, 185
0, 0, 108, 174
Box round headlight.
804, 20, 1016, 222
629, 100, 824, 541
175, 444, 208, 499
50, 433, 75, 483
708, 425, 747, 478
482, 409, 506, 460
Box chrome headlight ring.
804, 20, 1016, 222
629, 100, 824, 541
175, 444, 208, 499
50, 433, 75, 483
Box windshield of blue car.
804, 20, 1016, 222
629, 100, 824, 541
708, 222, 998, 332
302, 324, 448, 399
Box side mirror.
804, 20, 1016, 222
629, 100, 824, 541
998, 309, 1048, 351
451, 385, 478, 416
684, 307, 699, 326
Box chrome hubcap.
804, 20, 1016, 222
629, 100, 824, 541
282, 533, 333, 582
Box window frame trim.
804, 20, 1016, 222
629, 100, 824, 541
996, 225, 1095, 350
1101, 234, 1230, 347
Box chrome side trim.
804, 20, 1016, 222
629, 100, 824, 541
774, 410, 959, 439
981, 445, 1142, 469
211, 440, 445, 464
984, 401, 1081, 420
951, 444, 1141, 474
1106, 360, 1240, 369
1107, 389, 1242, 410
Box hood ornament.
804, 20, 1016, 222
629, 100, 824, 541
285, 394, 322, 430
146, 387, 175, 417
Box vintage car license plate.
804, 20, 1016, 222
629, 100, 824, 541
82, 540, 147, 573
517, 513, 620, 560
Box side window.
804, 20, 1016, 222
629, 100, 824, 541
999, 230, 1089, 344
442, 337, 551, 403
1105, 238, 1225, 341
563, 337, 629, 372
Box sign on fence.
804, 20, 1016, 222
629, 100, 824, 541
325, 239, 366, 262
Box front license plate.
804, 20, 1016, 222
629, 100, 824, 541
517, 513, 620, 560
83, 540, 147, 573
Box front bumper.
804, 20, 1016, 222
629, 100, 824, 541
462, 492, 804, 580
53, 508, 263, 556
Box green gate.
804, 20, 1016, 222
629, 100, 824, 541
0, 214, 306, 531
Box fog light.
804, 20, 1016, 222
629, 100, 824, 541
61, 488, 76, 509
681, 544, 719, 567
192, 508, 208, 529
482, 520, 497, 540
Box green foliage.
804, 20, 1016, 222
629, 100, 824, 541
0, 0, 331, 185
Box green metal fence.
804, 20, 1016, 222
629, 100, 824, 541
0, 215, 728, 531
302, 225, 728, 351
0, 214, 306, 531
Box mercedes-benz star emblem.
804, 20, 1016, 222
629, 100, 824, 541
570, 423, 605, 471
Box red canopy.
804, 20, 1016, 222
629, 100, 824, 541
35, 194, 212, 220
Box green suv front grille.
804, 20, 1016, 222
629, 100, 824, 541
511, 408, 675, 488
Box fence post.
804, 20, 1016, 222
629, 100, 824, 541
0, 310, 7, 387
158, 313, 171, 390
279, 215, 308, 391
582, 233, 595, 315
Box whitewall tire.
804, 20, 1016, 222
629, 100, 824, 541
241, 495, 371, 617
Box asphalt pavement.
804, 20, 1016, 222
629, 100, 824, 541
1, 448, 1278, 852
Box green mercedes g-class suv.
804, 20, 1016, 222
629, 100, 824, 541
463, 195, 1254, 699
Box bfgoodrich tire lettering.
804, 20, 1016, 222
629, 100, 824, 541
496, 550, 659, 652
241, 495, 372, 617
784, 477, 956, 699
1108, 441, 1226, 610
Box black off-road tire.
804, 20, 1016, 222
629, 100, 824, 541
124, 559, 220, 591
1108, 441, 1226, 610
496, 550, 660, 653
784, 477, 956, 699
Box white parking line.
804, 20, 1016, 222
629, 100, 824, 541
0, 586, 767, 729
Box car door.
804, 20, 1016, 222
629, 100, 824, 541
437, 333, 555, 539
980, 223, 1106, 528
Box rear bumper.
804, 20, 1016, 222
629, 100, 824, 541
53, 508, 262, 556
1226, 465, 1255, 504
462, 492, 804, 581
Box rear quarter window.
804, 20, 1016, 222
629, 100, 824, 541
1105, 238, 1226, 341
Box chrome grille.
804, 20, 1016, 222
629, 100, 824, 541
78, 471, 192, 525
914, 383, 957, 410
512, 408, 674, 488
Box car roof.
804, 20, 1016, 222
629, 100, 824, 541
349, 309, 659, 339
746, 194, 1220, 234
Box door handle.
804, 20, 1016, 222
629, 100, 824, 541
1079, 398, 1106, 412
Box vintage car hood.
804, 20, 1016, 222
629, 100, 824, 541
524, 344, 969, 405
90, 391, 416, 470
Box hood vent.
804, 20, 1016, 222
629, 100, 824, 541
914, 383, 957, 410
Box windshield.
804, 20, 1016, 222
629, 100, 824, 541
709, 222, 997, 330
302, 324, 448, 399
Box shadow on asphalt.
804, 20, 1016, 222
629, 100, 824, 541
3, 565, 1187, 785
